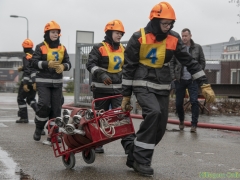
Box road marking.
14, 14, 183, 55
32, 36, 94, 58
205, 153, 214, 155
0, 120, 34, 123
106, 154, 127, 157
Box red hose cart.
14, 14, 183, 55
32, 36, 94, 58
47, 95, 135, 169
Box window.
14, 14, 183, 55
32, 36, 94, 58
231, 69, 240, 84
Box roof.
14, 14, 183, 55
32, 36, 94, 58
0, 52, 24, 58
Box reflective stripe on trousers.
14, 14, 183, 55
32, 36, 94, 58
36, 78, 63, 83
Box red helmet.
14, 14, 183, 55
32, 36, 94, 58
44, 20, 61, 33
22, 39, 33, 48
104, 19, 125, 33
149, 2, 176, 20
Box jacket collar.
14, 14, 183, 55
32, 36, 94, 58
190, 39, 195, 49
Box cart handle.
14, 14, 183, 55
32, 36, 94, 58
91, 94, 123, 118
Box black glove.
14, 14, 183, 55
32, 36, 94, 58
97, 71, 112, 85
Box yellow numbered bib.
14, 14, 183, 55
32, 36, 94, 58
43, 41, 64, 63
139, 28, 166, 68
102, 42, 124, 73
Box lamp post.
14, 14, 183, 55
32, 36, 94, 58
10, 15, 29, 38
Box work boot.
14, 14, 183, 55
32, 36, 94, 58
33, 128, 43, 141
133, 161, 154, 176
16, 118, 29, 123
190, 126, 197, 133
95, 146, 104, 153
125, 143, 133, 155
126, 142, 134, 168
126, 158, 134, 169
179, 121, 185, 130
41, 130, 46, 135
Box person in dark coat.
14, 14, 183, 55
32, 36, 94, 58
16, 39, 37, 124
170, 28, 206, 132
121, 2, 215, 176
31, 21, 71, 145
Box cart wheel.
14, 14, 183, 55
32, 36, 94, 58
82, 149, 95, 164
62, 153, 76, 169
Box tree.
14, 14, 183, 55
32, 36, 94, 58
229, 0, 240, 23
229, 0, 240, 6
65, 81, 74, 93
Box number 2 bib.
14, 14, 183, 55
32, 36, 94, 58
102, 42, 124, 73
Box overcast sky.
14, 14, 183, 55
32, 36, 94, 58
0, 0, 239, 53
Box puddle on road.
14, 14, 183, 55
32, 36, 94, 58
0, 147, 34, 180
0, 147, 20, 179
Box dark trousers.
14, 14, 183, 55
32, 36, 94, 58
129, 91, 169, 165
175, 79, 199, 126
93, 91, 122, 111
17, 82, 37, 119
34, 86, 62, 130
93, 91, 135, 150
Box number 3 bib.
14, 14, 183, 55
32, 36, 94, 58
139, 28, 166, 68
102, 42, 124, 73
43, 41, 64, 63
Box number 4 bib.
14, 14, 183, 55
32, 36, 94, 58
139, 28, 166, 68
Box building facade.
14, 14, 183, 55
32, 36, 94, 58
202, 37, 240, 84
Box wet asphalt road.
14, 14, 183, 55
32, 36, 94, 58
0, 93, 240, 180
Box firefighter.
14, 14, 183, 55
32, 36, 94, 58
31, 21, 71, 144
86, 19, 133, 154
121, 2, 215, 176
16, 39, 38, 124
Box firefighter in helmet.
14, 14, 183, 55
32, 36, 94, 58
86, 19, 134, 154
31, 21, 71, 144
16, 39, 38, 125
121, 2, 215, 176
